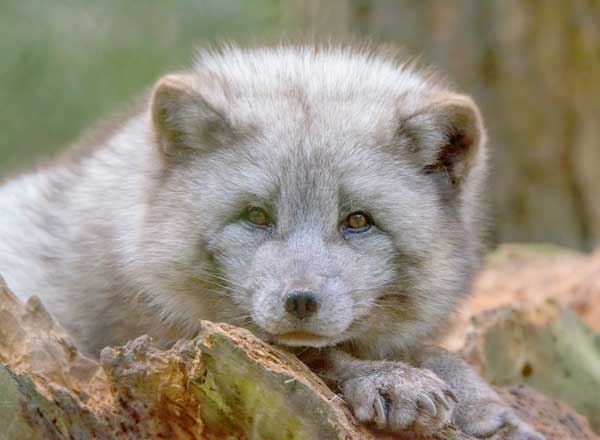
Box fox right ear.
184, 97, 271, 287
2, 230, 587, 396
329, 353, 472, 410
150, 73, 230, 155
399, 94, 486, 192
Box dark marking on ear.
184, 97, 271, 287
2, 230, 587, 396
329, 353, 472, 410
423, 131, 473, 187
396, 94, 485, 194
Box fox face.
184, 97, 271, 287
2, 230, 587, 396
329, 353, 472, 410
140, 46, 486, 357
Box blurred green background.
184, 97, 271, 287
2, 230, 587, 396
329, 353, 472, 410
1, 0, 599, 250
0, 0, 286, 172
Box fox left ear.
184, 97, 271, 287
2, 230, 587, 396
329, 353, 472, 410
401, 94, 486, 189
150, 73, 232, 156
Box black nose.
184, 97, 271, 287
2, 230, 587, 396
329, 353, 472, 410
284, 290, 318, 320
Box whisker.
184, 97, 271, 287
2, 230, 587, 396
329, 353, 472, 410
201, 288, 236, 298
203, 272, 246, 288
199, 278, 243, 294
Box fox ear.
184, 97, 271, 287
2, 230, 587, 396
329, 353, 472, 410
401, 94, 486, 189
150, 73, 230, 155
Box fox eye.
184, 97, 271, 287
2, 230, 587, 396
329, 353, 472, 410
246, 206, 270, 227
344, 211, 372, 232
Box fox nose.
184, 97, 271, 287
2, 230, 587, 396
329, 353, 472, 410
284, 290, 318, 320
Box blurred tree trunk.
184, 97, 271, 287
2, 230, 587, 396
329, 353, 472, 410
286, 0, 600, 250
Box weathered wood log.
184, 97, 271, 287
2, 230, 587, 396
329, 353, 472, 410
100, 322, 475, 440
0, 364, 115, 439
1, 248, 599, 440
0, 277, 99, 392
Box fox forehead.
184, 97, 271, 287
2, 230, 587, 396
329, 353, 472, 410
188, 45, 447, 146
194, 45, 444, 102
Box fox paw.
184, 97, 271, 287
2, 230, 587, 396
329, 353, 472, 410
340, 364, 457, 434
454, 400, 545, 440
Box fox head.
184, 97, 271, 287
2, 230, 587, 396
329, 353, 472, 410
139, 45, 487, 358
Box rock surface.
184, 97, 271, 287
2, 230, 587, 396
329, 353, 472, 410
1, 244, 600, 440
460, 302, 600, 434
442, 244, 600, 351
496, 386, 598, 440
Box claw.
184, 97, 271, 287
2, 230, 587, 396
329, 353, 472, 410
444, 387, 458, 402
434, 391, 450, 410
374, 395, 387, 429
417, 396, 437, 416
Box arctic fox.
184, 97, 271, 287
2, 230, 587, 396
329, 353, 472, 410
0, 44, 542, 438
